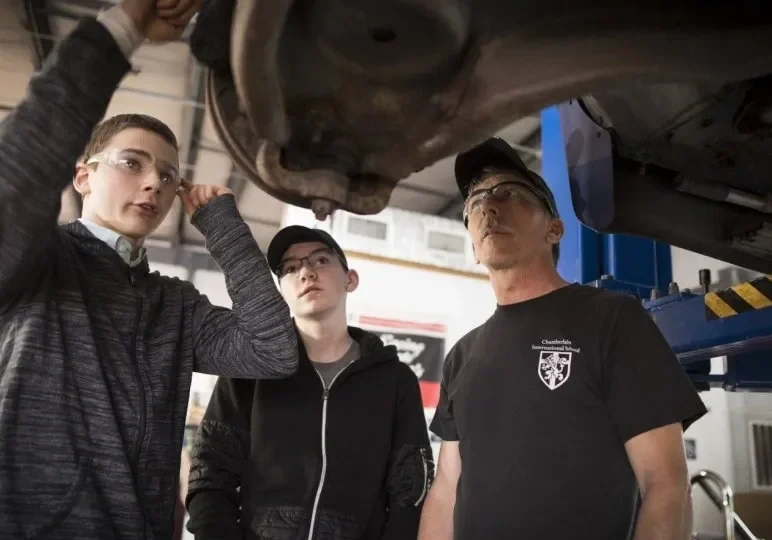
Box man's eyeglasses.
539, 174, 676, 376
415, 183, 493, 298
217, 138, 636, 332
462, 180, 549, 224
278, 248, 339, 278
87, 148, 182, 190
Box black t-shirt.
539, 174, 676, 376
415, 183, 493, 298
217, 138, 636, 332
430, 284, 707, 540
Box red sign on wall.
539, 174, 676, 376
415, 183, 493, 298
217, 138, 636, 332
357, 315, 446, 408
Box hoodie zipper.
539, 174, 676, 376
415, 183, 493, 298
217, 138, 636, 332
307, 365, 350, 540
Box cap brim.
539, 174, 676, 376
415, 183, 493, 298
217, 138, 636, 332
455, 138, 535, 200
266, 225, 348, 275
454, 137, 558, 218
267, 226, 326, 274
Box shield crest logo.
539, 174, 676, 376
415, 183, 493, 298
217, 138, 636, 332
538, 351, 572, 390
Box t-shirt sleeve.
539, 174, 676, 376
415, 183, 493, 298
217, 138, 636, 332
605, 297, 708, 443
429, 348, 460, 441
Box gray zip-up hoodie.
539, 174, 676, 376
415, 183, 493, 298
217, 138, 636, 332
0, 17, 298, 540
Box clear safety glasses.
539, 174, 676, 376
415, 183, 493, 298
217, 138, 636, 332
463, 181, 544, 222
87, 148, 182, 191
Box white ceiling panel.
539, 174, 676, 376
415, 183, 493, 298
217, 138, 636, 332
499, 115, 541, 143
1, 1, 31, 47
200, 108, 224, 150
192, 148, 231, 187
404, 155, 458, 196
246, 219, 282, 252
103, 88, 186, 139
0, 44, 34, 105
238, 182, 284, 225
388, 185, 451, 214
106, 56, 189, 134
133, 41, 191, 74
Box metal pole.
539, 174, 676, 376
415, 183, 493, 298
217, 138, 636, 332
691, 470, 736, 540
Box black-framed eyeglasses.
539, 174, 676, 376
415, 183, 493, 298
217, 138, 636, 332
462, 180, 549, 224
277, 248, 340, 278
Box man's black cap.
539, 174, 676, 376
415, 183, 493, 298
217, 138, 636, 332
454, 137, 558, 217
267, 225, 349, 275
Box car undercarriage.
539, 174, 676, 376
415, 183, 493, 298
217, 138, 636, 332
191, 1, 772, 271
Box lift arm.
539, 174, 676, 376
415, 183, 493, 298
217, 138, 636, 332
588, 274, 772, 392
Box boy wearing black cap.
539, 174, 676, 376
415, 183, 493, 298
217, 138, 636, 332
185, 225, 434, 540
418, 138, 707, 540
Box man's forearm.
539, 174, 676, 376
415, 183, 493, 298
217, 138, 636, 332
633, 487, 691, 540
417, 489, 455, 540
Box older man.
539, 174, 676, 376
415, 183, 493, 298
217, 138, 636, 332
417, 137, 707, 540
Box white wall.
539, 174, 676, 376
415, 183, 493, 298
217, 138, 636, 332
727, 392, 772, 492
685, 385, 736, 535
345, 255, 495, 353
671, 247, 772, 535
671, 248, 735, 534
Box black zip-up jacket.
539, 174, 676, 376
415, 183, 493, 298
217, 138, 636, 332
0, 18, 298, 539
186, 328, 435, 540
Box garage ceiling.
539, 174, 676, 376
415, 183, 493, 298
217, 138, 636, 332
1, 0, 543, 259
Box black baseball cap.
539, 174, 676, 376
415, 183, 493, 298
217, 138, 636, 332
267, 225, 349, 275
454, 137, 558, 217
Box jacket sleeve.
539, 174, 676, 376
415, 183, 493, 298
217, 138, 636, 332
381, 364, 436, 540
186, 376, 252, 540
183, 194, 298, 378
0, 18, 130, 303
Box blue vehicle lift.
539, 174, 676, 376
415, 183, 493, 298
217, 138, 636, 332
541, 104, 772, 392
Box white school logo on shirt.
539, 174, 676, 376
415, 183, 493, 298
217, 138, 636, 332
537, 351, 572, 390
531, 338, 581, 390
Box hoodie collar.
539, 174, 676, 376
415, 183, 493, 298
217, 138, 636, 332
295, 324, 399, 371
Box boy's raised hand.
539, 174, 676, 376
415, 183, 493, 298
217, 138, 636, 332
178, 179, 234, 216
121, 0, 201, 42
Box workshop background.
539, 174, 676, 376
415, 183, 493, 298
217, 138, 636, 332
1, 1, 771, 538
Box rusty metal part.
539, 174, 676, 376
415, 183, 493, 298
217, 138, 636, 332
206, 67, 396, 218
307, 0, 471, 83
360, 20, 772, 181
255, 139, 348, 210
206, 1, 772, 218
230, 0, 292, 145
